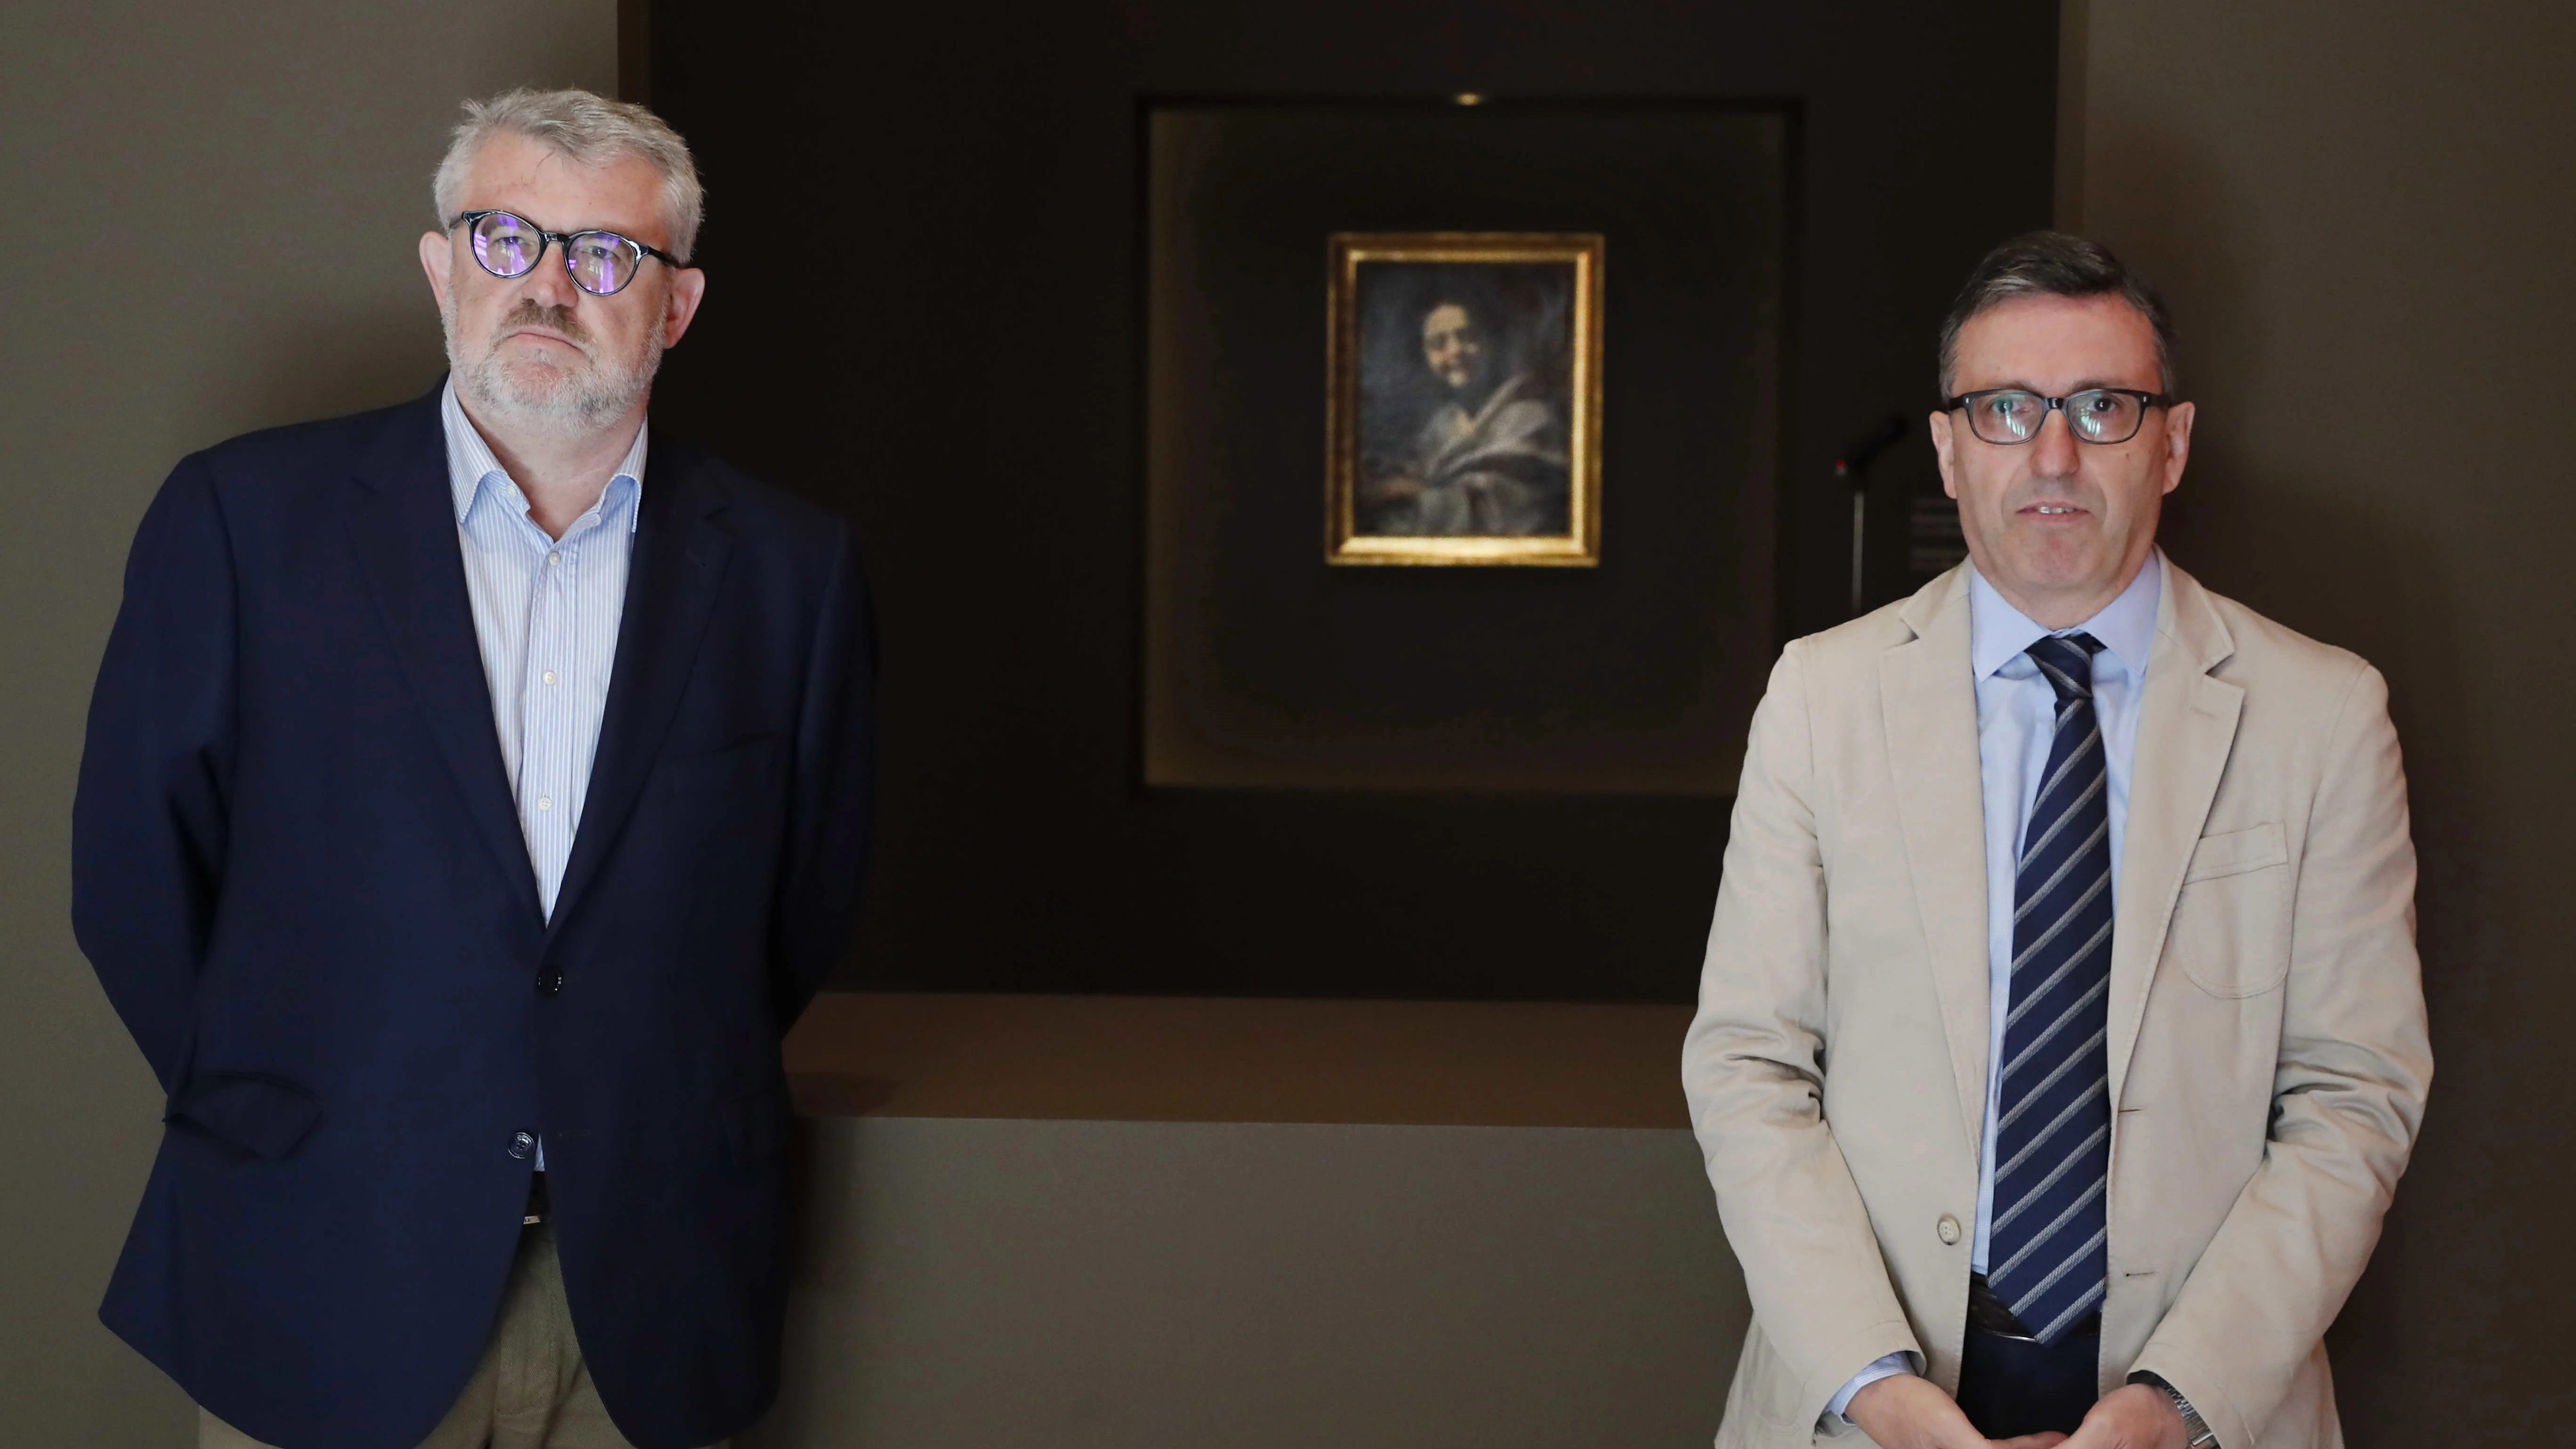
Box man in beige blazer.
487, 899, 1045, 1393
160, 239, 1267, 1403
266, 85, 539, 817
1682, 233, 2429, 1449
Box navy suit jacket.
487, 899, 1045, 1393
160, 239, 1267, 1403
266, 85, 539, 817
72, 385, 876, 1449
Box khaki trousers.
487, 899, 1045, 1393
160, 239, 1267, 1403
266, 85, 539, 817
199, 1223, 726, 1449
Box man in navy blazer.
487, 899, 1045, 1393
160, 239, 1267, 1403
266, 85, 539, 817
72, 89, 873, 1449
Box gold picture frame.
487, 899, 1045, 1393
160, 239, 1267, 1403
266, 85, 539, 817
1325, 232, 1604, 566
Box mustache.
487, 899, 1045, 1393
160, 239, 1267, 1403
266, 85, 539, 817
2005, 476, 2098, 508
497, 300, 592, 348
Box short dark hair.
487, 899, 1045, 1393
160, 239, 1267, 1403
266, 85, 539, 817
1937, 231, 2176, 397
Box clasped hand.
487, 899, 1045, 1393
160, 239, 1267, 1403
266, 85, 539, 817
1846, 1375, 2186, 1449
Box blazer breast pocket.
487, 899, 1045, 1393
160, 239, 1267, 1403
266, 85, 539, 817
2169, 821, 2292, 998
656, 733, 785, 799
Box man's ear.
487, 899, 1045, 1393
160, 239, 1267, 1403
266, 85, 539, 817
1929, 409, 1960, 499
418, 231, 453, 314
2159, 399, 2195, 496
659, 266, 708, 349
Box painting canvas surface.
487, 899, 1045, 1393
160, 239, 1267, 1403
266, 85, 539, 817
1353, 260, 1577, 539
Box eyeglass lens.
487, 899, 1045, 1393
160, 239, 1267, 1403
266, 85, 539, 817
1967, 389, 2146, 445
467, 212, 646, 295
467, 212, 545, 278
562, 233, 642, 294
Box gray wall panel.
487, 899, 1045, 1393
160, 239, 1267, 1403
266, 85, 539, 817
0, 4, 615, 1440
750, 1120, 1744, 1449
2069, 3, 2576, 1438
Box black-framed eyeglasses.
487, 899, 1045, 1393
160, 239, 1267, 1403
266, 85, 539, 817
1944, 387, 2175, 446
448, 209, 679, 296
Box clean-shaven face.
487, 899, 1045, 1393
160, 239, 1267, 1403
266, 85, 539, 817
1929, 292, 2195, 625
1421, 302, 1487, 392
421, 130, 694, 433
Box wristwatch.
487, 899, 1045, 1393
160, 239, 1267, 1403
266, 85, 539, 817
2128, 1371, 2219, 1449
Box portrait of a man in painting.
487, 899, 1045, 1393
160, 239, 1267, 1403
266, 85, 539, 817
1327, 233, 1602, 566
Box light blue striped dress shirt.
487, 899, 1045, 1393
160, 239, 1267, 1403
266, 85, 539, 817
1828, 551, 2163, 1423
439, 379, 646, 919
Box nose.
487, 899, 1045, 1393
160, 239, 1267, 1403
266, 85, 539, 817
2029, 403, 2081, 476
513, 248, 582, 310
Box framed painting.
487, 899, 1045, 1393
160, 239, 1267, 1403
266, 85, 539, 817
1325, 232, 1604, 566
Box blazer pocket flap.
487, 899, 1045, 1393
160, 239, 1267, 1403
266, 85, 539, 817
169, 1072, 321, 1159
658, 733, 785, 794
2182, 821, 2287, 884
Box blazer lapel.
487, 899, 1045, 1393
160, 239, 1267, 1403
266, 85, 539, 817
1882, 567, 1996, 1154
545, 441, 733, 936
2106, 560, 2243, 1102
343, 388, 546, 927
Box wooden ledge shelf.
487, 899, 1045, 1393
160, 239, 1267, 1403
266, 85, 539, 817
784, 992, 1697, 1129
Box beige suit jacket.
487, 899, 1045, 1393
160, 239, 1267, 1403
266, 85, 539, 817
1681, 559, 2430, 1449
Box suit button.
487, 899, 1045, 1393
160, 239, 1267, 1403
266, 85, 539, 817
1937, 1214, 1963, 1245
536, 971, 564, 996
508, 1131, 537, 1159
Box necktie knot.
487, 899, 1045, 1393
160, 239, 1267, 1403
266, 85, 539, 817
2026, 632, 2105, 706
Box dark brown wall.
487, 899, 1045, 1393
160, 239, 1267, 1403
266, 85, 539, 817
2071, 2, 2576, 1436
643, 0, 2060, 1003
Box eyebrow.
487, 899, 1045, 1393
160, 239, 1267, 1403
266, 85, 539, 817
472, 209, 654, 241
1964, 376, 2151, 396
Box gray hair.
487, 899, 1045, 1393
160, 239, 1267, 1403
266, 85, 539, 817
432, 88, 704, 263
1937, 231, 2175, 397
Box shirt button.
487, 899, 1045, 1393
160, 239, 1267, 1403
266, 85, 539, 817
1937, 1214, 1963, 1246
547, 551, 561, 565
508, 1131, 537, 1159
536, 796, 553, 811
541, 670, 558, 685
536, 970, 565, 997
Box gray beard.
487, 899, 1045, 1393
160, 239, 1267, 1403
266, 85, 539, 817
443, 302, 663, 436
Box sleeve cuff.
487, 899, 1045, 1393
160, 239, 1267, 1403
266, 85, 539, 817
1826, 1351, 1923, 1425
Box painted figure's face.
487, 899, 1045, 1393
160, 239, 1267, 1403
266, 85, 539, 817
1930, 292, 2194, 625
1421, 303, 1488, 392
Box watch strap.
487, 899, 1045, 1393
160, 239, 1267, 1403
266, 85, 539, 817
2127, 1371, 2218, 1449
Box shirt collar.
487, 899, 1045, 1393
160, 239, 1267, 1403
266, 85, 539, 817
1968, 548, 2163, 683
439, 376, 648, 531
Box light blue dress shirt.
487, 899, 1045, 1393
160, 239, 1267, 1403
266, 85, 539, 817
1828, 552, 2164, 1423
441, 380, 646, 1175
440, 379, 645, 921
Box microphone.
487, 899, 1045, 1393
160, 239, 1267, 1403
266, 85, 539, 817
1835, 416, 1911, 480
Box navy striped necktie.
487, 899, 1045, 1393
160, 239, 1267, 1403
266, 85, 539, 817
1988, 632, 2114, 1345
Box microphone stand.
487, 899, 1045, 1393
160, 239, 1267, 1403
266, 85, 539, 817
1835, 416, 1910, 618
